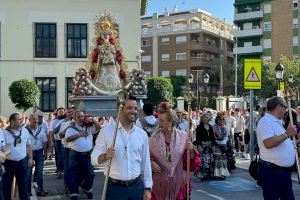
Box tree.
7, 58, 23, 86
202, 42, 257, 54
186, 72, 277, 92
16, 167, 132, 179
9, 79, 40, 112
147, 77, 174, 107
141, 0, 148, 16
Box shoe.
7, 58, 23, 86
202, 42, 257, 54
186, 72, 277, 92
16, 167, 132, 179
84, 191, 93, 199
37, 190, 48, 196
57, 172, 63, 179
70, 197, 78, 200
33, 182, 38, 188
64, 187, 70, 194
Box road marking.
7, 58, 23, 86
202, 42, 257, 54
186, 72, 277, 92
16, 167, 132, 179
196, 189, 225, 200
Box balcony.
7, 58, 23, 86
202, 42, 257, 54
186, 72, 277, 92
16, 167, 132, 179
233, 45, 262, 54
189, 57, 213, 67
236, 28, 263, 37
234, 0, 260, 6
234, 11, 263, 21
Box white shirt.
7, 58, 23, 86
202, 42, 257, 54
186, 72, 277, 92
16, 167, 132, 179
0, 129, 5, 150
257, 113, 295, 167
234, 115, 245, 133
3, 127, 31, 161
49, 118, 65, 140
59, 120, 73, 148
26, 125, 47, 151
65, 124, 93, 153
225, 116, 236, 134
91, 123, 153, 188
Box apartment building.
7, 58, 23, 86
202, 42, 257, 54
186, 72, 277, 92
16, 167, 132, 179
0, 0, 140, 117
141, 8, 234, 96
234, 0, 299, 63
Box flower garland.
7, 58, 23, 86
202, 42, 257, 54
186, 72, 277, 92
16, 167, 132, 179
128, 69, 147, 96
72, 68, 93, 96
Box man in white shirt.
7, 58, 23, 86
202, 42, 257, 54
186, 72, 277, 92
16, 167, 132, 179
3, 112, 33, 200
257, 96, 297, 200
65, 110, 95, 200
225, 109, 236, 146
49, 107, 65, 178
0, 128, 7, 200
25, 114, 48, 196
91, 96, 152, 200
136, 102, 159, 137
58, 107, 74, 194
233, 108, 245, 156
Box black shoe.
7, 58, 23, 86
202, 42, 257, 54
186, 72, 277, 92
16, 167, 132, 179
70, 197, 78, 200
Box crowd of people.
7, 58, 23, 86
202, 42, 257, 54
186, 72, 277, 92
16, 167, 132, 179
0, 95, 299, 200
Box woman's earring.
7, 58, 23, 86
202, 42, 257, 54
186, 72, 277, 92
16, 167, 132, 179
168, 124, 172, 131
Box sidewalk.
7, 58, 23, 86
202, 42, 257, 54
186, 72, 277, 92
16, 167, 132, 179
235, 158, 298, 181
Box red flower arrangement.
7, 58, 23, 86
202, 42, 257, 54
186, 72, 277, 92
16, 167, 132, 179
90, 69, 96, 80
96, 37, 104, 46
115, 51, 122, 65
119, 67, 126, 80
109, 36, 116, 45
91, 48, 100, 63
159, 102, 171, 111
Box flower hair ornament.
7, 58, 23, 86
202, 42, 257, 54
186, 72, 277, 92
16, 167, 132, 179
158, 102, 171, 112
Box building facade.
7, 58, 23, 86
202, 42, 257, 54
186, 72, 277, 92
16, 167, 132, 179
141, 8, 234, 96
234, 0, 299, 63
0, 0, 141, 117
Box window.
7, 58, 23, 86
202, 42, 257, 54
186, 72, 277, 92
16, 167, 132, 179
176, 36, 187, 44
176, 53, 187, 60
293, 36, 298, 46
263, 22, 272, 31
243, 23, 252, 30
293, 18, 299, 27
263, 3, 271, 13
161, 53, 170, 61
263, 39, 271, 49
161, 70, 169, 77
175, 69, 187, 76
35, 23, 56, 58
66, 24, 87, 58
144, 71, 151, 78
142, 55, 151, 62
161, 37, 169, 44
244, 42, 252, 47
142, 40, 150, 47
36, 78, 56, 112
66, 78, 74, 108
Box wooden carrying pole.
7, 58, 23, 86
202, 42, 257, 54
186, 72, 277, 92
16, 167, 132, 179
101, 91, 127, 200
186, 101, 192, 200
287, 100, 300, 183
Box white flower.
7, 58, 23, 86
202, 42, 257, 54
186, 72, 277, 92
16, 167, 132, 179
82, 82, 86, 86
80, 89, 84, 93
82, 76, 86, 79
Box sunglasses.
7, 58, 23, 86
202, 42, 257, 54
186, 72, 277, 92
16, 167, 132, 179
280, 104, 287, 109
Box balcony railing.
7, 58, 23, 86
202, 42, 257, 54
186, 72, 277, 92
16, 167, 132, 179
234, 11, 263, 21
236, 28, 263, 37
142, 24, 233, 40
233, 45, 262, 54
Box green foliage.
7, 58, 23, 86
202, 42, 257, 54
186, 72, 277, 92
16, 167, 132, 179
9, 79, 40, 111
147, 77, 174, 107
256, 62, 277, 98
169, 75, 186, 97
141, 0, 148, 16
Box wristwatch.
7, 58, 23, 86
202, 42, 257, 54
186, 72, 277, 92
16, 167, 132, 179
145, 188, 152, 192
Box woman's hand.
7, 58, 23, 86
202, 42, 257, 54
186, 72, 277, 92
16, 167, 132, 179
151, 160, 161, 173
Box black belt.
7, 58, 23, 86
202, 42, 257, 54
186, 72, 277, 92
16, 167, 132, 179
259, 159, 292, 171
109, 175, 141, 186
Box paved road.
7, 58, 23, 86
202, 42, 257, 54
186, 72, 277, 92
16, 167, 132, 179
34, 159, 300, 200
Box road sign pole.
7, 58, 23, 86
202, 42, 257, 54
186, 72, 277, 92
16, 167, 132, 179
249, 89, 254, 160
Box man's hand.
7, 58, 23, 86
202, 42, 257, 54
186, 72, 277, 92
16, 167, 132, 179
79, 131, 88, 137
287, 122, 297, 137
0, 152, 6, 163
151, 161, 161, 173
143, 189, 151, 200
28, 158, 34, 167
105, 147, 115, 160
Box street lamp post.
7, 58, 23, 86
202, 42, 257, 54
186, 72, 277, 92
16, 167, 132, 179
234, 26, 240, 97
185, 73, 194, 200
275, 63, 284, 91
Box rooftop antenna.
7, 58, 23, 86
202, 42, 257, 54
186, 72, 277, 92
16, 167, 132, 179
181, 1, 186, 11
174, 5, 178, 12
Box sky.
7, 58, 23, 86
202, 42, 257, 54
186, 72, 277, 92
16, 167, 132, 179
145, 0, 235, 24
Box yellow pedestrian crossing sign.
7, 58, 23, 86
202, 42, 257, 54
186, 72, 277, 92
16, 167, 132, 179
244, 59, 261, 89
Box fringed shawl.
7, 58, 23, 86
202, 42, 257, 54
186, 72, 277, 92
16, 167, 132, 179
149, 128, 187, 200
